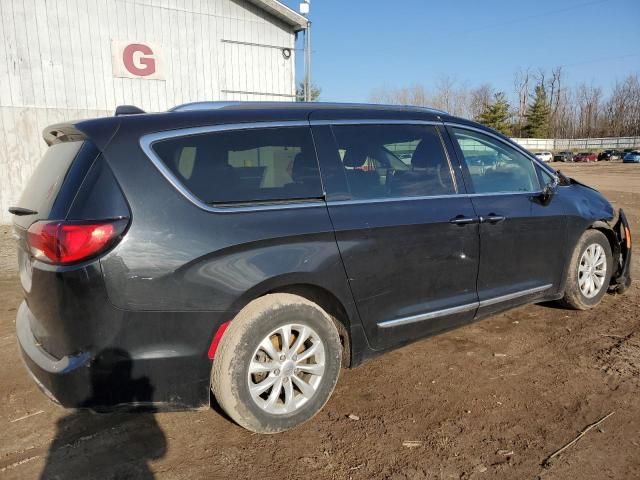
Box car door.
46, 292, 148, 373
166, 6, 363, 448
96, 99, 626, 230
446, 125, 568, 317
311, 120, 480, 350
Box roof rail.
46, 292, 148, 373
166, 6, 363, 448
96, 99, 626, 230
115, 105, 146, 116
166, 100, 450, 115
418, 106, 449, 115
169, 102, 241, 112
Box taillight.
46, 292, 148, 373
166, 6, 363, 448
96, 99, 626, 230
27, 219, 128, 265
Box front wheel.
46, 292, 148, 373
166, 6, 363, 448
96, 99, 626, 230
211, 293, 342, 433
560, 230, 613, 310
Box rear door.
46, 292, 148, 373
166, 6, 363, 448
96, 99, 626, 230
312, 120, 480, 350
446, 125, 567, 316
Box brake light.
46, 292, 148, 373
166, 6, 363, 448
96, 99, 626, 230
27, 219, 127, 265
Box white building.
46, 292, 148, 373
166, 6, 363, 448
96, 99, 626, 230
0, 0, 307, 223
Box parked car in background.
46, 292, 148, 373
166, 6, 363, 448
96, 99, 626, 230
10, 101, 633, 434
535, 151, 553, 162
553, 151, 574, 162
623, 151, 640, 163
598, 150, 621, 161
574, 152, 598, 163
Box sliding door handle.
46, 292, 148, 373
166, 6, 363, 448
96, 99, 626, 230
481, 214, 506, 224
449, 215, 479, 225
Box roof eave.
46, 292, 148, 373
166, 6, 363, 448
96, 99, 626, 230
247, 0, 309, 31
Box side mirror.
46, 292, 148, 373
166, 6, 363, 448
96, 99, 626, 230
538, 174, 559, 204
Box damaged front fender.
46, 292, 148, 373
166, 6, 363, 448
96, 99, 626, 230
610, 208, 632, 293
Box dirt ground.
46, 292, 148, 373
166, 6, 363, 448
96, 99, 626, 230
1, 161, 639, 480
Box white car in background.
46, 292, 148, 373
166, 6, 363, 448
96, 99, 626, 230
534, 151, 553, 162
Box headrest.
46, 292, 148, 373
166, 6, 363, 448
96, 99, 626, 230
343, 145, 369, 168
292, 152, 317, 182
411, 136, 446, 169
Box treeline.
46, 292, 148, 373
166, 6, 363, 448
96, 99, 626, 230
369, 69, 640, 139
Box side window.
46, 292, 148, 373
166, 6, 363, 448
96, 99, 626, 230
451, 128, 541, 194
330, 124, 455, 200
152, 127, 323, 204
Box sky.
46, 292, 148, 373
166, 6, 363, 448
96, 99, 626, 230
284, 0, 640, 102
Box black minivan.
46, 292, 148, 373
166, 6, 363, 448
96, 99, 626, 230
11, 102, 632, 433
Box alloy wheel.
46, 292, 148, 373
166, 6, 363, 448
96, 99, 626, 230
248, 324, 325, 415
578, 243, 607, 298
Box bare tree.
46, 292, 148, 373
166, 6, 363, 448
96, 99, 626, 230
603, 74, 640, 137
513, 67, 531, 137
469, 84, 494, 121
576, 83, 603, 137
369, 71, 640, 139
369, 84, 430, 107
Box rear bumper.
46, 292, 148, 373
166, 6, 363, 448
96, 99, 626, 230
17, 301, 92, 407
17, 299, 221, 410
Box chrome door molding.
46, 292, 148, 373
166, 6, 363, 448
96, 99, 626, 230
377, 302, 478, 329
377, 283, 553, 329
477, 283, 552, 308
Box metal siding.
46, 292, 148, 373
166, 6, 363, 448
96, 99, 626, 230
0, 0, 297, 223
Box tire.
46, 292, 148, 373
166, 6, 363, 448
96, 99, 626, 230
560, 230, 613, 310
211, 293, 342, 433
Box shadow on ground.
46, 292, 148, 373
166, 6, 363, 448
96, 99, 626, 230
39, 349, 167, 480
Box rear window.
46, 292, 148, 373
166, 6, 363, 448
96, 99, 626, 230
152, 127, 323, 204
18, 141, 84, 218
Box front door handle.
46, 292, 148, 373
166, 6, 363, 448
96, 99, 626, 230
449, 215, 479, 226
481, 214, 506, 224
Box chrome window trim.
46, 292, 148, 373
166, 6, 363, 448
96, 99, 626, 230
139, 121, 327, 213
444, 122, 557, 176
139, 119, 551, 213
467, 190, 542, 197
328, 194, 459, 206
377, 284, 552, 328
327, 190, 541, 207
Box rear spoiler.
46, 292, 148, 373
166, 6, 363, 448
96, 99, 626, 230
43, 105, 145, 146
115, 105, 145, 116
42, 124, 86, 146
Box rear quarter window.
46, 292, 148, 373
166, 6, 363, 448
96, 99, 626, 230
18, 141, 84, 218
150, 127, 323, 205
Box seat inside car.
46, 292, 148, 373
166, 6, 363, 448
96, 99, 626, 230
389, 135, 453, 197
342, 145, 382, 198
285, 152, 320, 196
187, 145, 242, 202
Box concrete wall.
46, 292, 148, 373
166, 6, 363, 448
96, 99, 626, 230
0, 0, 297, 223
512, 137, 640, 151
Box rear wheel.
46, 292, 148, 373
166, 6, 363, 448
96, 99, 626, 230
561, 230, 613, 310
211, 293, 342, 433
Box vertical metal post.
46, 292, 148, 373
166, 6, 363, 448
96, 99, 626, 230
303, 22, 311, 101
306, 21, 312, 101
299, 1, 311, 102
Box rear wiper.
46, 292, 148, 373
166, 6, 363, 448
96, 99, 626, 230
8, 206, 38, 216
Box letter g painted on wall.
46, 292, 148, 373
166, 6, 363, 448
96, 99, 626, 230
112, 40, 164, 80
